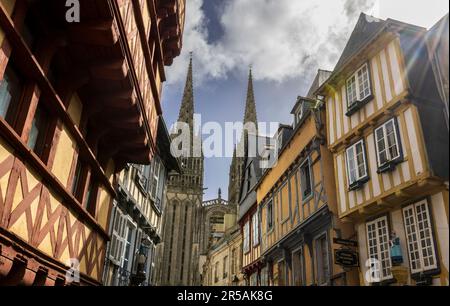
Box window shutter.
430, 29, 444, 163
346, 75, 358, 107
346, 146, 357, 185
355, 142, 367, 178
375, 126, 388, 167
385, 120, 400, 160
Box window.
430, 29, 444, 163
231, 248, 236, 275
260, 266, 268, 286
295, 101, 304, 125
135, 164, 147, 192
149, 158, 161, 200
347, 75, 358, 107
346, 140, 369, 190
250, 272, 258, 286
0, 64, 23, 126
277, 260, 286, 286
27, 103, 50, 157
346, 63, 372, 114
122, 221, 135, 271
223, 256, 228, 279
214, 261, 219, 283
300, 158, 313, 199
243, 221, 250, 254
366, 216, 393, 283
252, 213, 259, 247
375, 118, 402, 172
403, 200, 438, 275
276, 132, 283, 154
292, 248, 305, 286
316, 235, 330, 285
132, 229, 143, 274
71, 159, 83, 196
267, 199, 274, 231
85, 180, 98, 216
110, 208, 127, 265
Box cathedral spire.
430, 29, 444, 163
243, 66, 258, 126
178, 52, 194, 128
228, 68, 259, 207
238, 67, 258, 157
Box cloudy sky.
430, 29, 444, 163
161, 0, 449, 201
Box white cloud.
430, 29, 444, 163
164, 0, 382, 85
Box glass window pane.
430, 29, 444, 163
0, 65, 23, 121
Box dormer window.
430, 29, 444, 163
346, 63, 372, 116
277, 132, 283, 153
295, 101, 304, 125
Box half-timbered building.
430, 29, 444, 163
256, 71, 359, 286
317, 13, 449, 286
238, 134, 268, 286
0, 0, 185, 285
102, 118, 179, 286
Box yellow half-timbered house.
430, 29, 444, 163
256, 71, 359, 286
0, 0, 185, 285
317, 13, 449, 286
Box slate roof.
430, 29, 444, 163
334, 13, 386, 73
307, 69, 332, 98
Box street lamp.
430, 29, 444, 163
130, 237, 152, 286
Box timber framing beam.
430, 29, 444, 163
0, 117, 109, 241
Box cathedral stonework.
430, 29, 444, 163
155, 65, 258, 286
155, 57, 204, 286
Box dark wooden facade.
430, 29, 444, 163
0, 0, 184, 285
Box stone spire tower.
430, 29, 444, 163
228, 68, 258, 208
177, 53, 195, 130
156, 55, 204, 286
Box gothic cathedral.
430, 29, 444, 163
228, 69, 258, 208
156, 60, 258, 286
155, 57, 204, 286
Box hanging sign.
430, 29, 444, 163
335, 249, 359, 267
333, 238, 358, 247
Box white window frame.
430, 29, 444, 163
243, 221, 250, 254
402, 199, 438, 274
374, 118, 401, 168
366, 216, 393, 283
346, 63, 372, 109
110, 208, 127, 265
276, 131, 283, 154
296, 101, 304, 125
121, 220, 136, 271
252, 213, 259, 247
345, 140, 368, 187
150, 158, 161, 200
